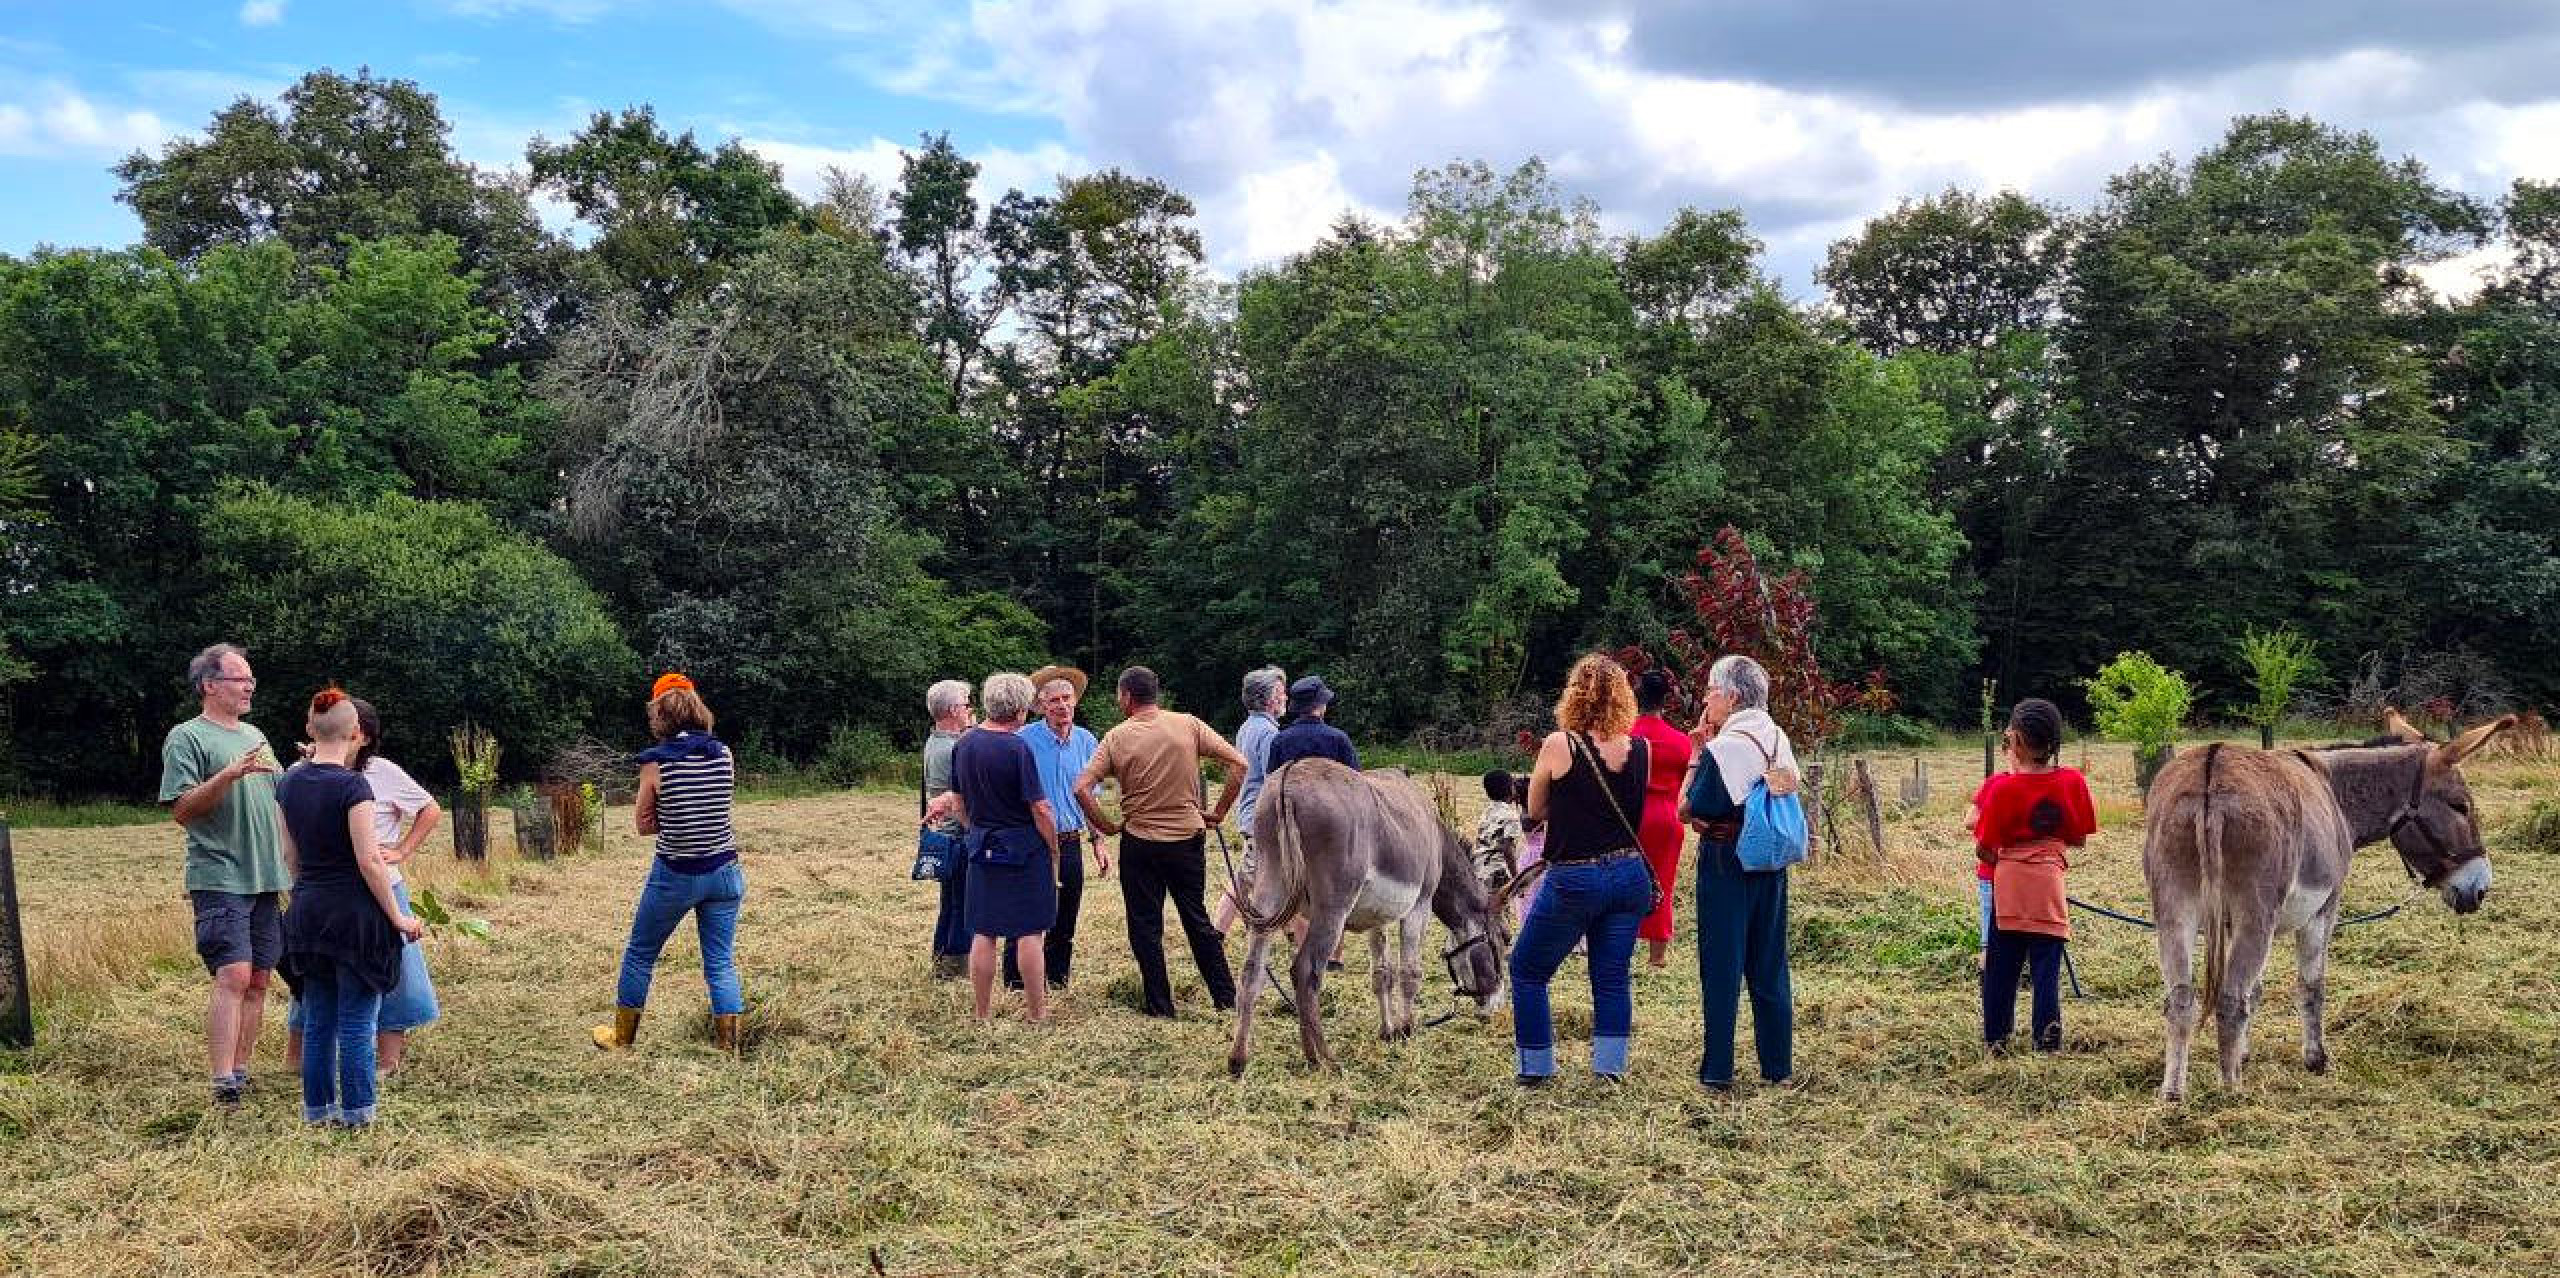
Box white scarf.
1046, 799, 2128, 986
1704, 707, 1799, 805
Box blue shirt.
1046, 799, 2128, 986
1235, 712, 1279, 832
1268, 717, 1361, 773
1018, 717, 1099, 834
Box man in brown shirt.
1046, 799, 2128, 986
1074, 665, 1247, 1017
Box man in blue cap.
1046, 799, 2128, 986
1265, 675, 1361, 773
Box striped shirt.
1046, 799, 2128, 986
647, 733, 738, 873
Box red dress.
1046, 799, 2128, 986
1629, 713, 1696, 942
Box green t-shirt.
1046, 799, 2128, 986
158, 715, 289, 895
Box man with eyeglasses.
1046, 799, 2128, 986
159, 642, 289, 1108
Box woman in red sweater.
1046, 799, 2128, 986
1974, 698, 2096, 1053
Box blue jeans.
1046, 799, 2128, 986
1976, 877, 1994, 949
298, 962, 382, 1125
932, 850, 970, 959
1508, 855, 1652, 1078
615, 859, 746, 1015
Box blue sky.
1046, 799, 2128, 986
7, 1, 2560, 293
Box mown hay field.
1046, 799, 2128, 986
3, 738, 2556, 1276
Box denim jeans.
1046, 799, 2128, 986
1975, 877, 1994, 949
615, 859, 746, 1015
1508, 855, 1652, 1078
932, 846, 970, 960
298, 961, 382, 1125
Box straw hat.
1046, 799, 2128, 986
1028, 665, 1090, 699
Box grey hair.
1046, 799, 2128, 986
1241, 665, 1286, 713
980, 672, 1035, 724
187, 643, 247, 694
1708, 654, 1770, 711
925, 678, 971, 720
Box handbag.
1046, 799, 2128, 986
1728, 729, 1809, 873
911, 770, 958, 881
1567, 733, 1663, 914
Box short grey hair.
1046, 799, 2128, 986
925, 678, 971, 720
187, 643, 247, 694
1241, 665, 1286, 713
981, 672, 1035, 724
1709, 654, 1770, 711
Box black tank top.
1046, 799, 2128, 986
1546, 734, 1649, 861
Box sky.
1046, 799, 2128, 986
6, 0, 2560, 296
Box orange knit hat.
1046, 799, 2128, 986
650, 672, 695, 701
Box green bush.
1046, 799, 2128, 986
2237, 625, 2322, 742
2084, 651, 2192, 759
815, 723, 909, 787
199, 488, 638, 783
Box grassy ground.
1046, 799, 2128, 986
2, 735, 2555, 1276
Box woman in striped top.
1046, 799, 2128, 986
591, 673, 748, 1054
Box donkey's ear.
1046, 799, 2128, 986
2381, 706, 2427, 744
2436, 714, 2518, 767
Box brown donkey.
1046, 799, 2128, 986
2143, 716, 2512, 1101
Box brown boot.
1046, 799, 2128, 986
711, 1013, 742, 1054
590, 1006, 641, 1051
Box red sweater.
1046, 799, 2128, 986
1973, 769, 2097, 940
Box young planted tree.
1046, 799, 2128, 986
2237, 625, 2322, 748
2085, 651, 2192, 797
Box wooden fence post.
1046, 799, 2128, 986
0, 820, 33, 1048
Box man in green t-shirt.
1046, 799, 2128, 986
158, 642, 288, 1108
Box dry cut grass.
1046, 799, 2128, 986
1, 738, 2556, 1276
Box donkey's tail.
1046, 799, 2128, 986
1240, 766, 1304, 933
2197, 742, 2229, 1025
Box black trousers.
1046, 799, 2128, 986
1118, 831, 1236, 1016
1983, 928, 2064, 1050
1004, 832, 1085, 987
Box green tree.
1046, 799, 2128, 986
2236, 624, 2322, 747
1819, 188, 2067, 356
198, 489, 638, 777
545, 230, 1044, 755
526, 106, 806, 312
114, 68, 566, 344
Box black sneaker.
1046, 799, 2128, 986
211, 1077, 245, 1108
1515, 1073, 1552, 1089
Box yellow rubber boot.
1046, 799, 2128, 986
590, 1006, 641, 1051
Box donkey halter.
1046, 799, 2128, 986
1442, 929, 1500, 1000
2384, 753, 2487, 883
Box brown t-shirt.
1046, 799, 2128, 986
1080, 709, 1237, 841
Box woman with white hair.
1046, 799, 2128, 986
1678, 654, 1801, 1092
922, 679, 974, 981
940, 672, 1063, 1022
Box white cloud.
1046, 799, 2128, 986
0, 85, 166, 157
239, 0, 286, 27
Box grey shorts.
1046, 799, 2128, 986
191, 890, 282, 974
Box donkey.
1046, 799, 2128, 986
1227, 759, 1509, 1076
2144, 716, 2513, 1101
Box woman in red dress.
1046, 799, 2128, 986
1629, 669, 1696, 967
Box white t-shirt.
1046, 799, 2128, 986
362, 757, 436, 885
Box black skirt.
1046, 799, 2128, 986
279, 879, 405, 995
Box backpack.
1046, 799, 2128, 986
1731, 729, 1809, 873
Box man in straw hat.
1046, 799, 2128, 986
1006, 664, 1106, 992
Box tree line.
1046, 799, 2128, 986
3, 70, 2554, 797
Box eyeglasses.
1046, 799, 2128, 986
209, 676, 257, 686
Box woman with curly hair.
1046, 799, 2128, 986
592, 673, 746, 1054
1508, 653, 1658, 1086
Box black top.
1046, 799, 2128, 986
1544, 734, 1650, 861
953, 726, 1045, 831
1268, 718, 1361, 772
277, 762, 405, 994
